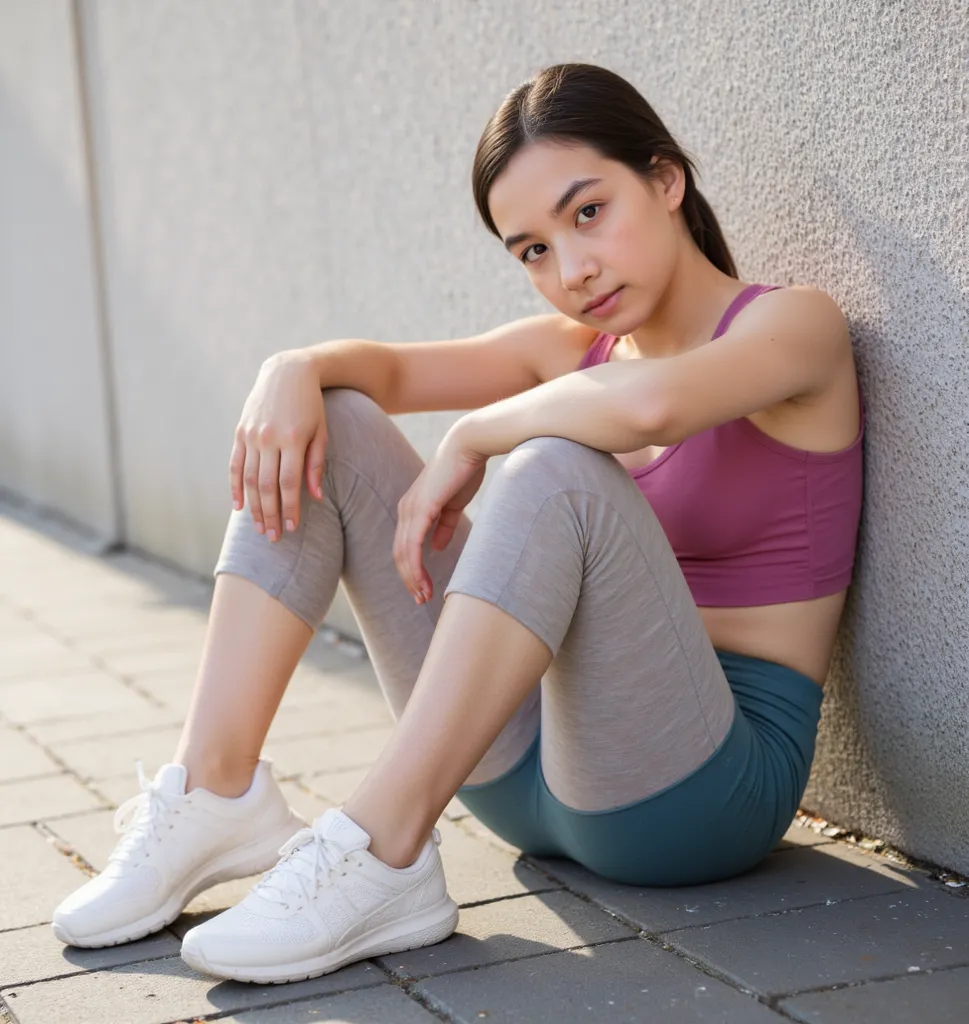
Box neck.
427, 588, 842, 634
626, 246, 744, 359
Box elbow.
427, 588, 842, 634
627, 385, 675, 446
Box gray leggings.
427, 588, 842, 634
215, 387, 735, 812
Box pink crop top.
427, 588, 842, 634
578, 283, 865, 607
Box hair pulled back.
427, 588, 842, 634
472, 63, 737, 278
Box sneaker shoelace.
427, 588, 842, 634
252, 828, 351, 911
110, 761, 187, 864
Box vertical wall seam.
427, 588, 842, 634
69, 0, 126, 549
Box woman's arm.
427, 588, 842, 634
293, 314, 596, 415
449, 287, 850, 457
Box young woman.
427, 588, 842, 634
52, 63, 863, 985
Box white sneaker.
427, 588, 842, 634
52, 759, 306, 948
180, 808, 459, 984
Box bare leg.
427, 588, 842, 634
172, 573, 313, 796
177, 388, 542, 812
344, 593, 550, 866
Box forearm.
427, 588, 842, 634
450, 361, 666, 458
282, 339, 398, 411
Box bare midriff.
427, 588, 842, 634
698, 595, 845, 686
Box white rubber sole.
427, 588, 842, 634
181, 896, 460, 984
52, 813, 305, 949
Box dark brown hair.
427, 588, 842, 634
472, 63, 737, 278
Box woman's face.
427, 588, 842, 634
487, 140, 685, 334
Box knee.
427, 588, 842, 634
322, 386, 383, 424
497, 436, 619, 491
321, 387, 390, 453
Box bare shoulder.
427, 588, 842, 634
737, 284, 853, 379
736, 285, 860, 448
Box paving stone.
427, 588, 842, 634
0, 775, 103, 827
416, 937, 782, 1023
668, 889, 969, 997
44, 809, 117, 871
26, 706, 182, 746
276, 779, 333, 825
102, 551, 213, 606
122, 669, 204, 709
0, 672, 154, 724
300, 765, 464, 820
263, 726, 394, 777
73, 623, 209, 659
780, 963, 969, 1023
534, 842, 924, 932
0, 726, 60, 780
95, 644, 206, 677
94, 775, 163, 807
776, 820, 838, 850
0, 953, 384, 1024
378, 889, 634, 981
131, 667, 363, 716
434, 818, 559, 907
2, 572, 169, 610
48, 726, 184, 781
0, 634, 96, 681
30, 605, 206, 642
443, 795, 470, 821
0, 921, 180, 988
266, 698, 391, 742
456, 812, 527, 856
224, 984, 440, 1022
0, 826, 88, 930
0, 606, 31, 636
170, 876, 265, 932
304, 767, 370, 804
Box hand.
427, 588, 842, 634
393, 430, 487, 603
228, 351, 328, 541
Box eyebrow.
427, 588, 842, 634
502, 177, 603, 252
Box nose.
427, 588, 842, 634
557, 244, 597, 292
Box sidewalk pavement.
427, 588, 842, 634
1, 505, 968, 1024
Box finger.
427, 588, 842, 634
258, 446, 282, 541
393, 503, 410, 591
243, 443, 264, 534
393, 501, 423, 599
228, 434, 246, 510
305, 428, 327, 501
431, 508, 460, 552
403, 509, 434, 600
279, 446, 303, 532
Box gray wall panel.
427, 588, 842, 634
0, 0, 116, 537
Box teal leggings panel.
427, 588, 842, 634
458, 649, 824, 887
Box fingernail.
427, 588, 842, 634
267, 528, 278, 542
255, 522, 265, 535
285, 519, 295, 533
233, 500, 242, 511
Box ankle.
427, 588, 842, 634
179, 757, 259, 799
341, 803, 429, 869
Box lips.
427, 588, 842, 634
582, 287, 623, 315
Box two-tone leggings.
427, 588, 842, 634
215, 388, 823, 886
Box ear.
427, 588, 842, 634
651, 158, 686, 213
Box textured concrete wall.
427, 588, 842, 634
2, 1, 967, 869
0, 0, 117, 538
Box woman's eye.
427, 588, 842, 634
576, 203, 600, 225
521, 243, 547, 264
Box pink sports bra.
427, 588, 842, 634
577, 283, 865, 607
